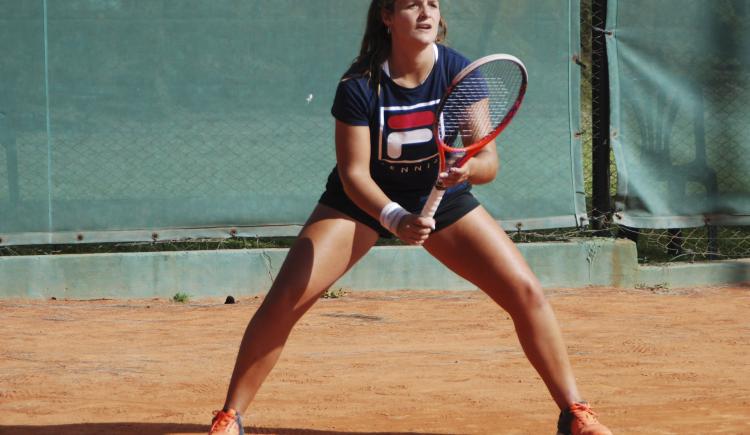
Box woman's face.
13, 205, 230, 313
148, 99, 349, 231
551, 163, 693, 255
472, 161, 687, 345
383, 0, 441, 47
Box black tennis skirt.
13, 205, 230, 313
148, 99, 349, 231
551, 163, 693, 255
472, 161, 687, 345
318, 186, 480, 238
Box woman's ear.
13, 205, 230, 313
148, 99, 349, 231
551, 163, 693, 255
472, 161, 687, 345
381, 8, 393, 30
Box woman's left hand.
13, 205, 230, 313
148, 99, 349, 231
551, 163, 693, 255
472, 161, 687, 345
438, 164, 471, 187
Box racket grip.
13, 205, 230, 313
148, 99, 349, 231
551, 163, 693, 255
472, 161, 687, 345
420, 186, 445, 218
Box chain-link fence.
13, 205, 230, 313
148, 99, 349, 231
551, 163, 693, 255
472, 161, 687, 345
578, 0, 750, 263
1, 0, 749, 265
0, 0, 585, 246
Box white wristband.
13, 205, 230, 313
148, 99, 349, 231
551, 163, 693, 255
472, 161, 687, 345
379, 202, 409, 235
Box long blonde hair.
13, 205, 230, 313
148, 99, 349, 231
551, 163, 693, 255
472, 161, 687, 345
349, 0, 447, 83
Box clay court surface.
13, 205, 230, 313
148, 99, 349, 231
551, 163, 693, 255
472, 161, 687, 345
1, 285, 749, 434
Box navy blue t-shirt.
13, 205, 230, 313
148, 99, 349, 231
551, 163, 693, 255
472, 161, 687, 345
325, 44, 472, 208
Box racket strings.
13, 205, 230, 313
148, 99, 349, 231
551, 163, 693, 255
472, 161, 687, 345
441, 61, 524, 148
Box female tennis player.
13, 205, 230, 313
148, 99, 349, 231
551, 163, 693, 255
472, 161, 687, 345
209, 1, 612, 434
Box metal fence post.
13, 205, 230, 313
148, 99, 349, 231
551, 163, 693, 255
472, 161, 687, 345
591, 0, 611, 232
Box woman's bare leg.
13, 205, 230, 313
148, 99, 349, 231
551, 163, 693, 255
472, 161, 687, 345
423, 206, 581, 410
223, 204, 380, 413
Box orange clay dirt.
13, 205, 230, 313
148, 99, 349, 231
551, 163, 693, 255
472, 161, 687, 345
1, 285, 749, 435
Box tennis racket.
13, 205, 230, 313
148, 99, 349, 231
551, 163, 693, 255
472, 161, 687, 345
420, 54, 528, 218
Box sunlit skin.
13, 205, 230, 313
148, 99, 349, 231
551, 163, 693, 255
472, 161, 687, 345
384, 0, 441, 56
374, 0, 498, 242
217, 0, 599, 429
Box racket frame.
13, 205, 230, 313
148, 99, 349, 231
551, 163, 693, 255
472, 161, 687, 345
421, 54, 528, 218
434, 53, 528, 169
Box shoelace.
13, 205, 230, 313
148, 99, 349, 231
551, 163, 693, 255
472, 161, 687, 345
210, 410, 237, 432
570, 403, 600, 424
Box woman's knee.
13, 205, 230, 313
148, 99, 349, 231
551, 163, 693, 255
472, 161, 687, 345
493, 277, 548, 314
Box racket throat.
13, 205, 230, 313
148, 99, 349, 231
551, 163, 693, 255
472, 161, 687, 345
452, 153, 469, 168
446, 150, 467, 166
434, 150, 466, 189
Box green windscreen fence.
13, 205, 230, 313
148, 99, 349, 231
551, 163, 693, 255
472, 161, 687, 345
608, 0, 750, 229
0, 0, 584, 245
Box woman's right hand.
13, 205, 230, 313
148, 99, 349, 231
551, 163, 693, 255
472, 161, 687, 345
395, 214, 436, 245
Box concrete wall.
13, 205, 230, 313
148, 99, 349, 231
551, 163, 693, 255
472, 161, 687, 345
1, 238, 747, 299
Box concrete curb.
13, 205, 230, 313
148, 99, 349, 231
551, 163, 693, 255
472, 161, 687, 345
1, 238, 747, 299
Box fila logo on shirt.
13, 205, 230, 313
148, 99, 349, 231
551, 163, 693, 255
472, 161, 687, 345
379, 100, 440, 173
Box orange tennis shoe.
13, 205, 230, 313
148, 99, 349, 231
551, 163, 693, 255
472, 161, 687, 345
556, 402, 613, 435
209, 408, 244, 435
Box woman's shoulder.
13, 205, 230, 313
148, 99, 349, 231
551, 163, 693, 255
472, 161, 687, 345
331, 64, 378, 125
337, 64, 377, 97
436, 44, 472, 77
437, 44, 471, 65
339, 62, 375, 85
